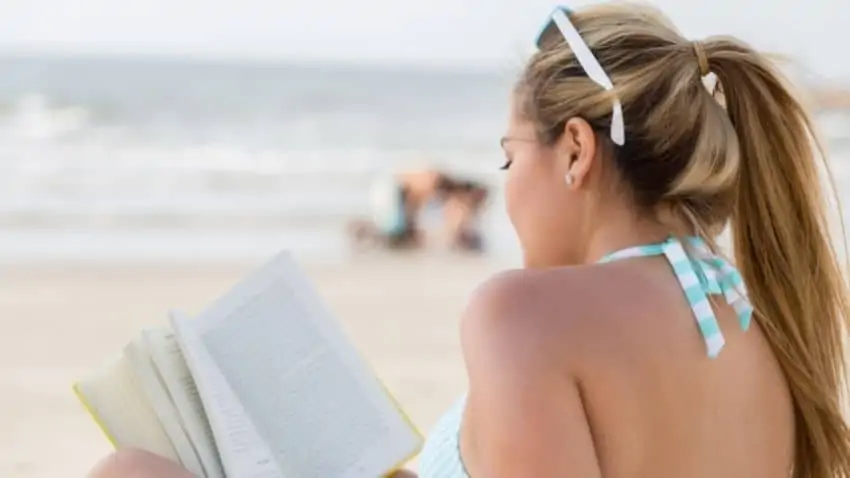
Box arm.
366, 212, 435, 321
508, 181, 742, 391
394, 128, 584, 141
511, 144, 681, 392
460, 273, 603, 478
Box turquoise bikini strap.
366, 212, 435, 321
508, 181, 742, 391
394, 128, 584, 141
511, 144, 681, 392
599, 236, 753, 358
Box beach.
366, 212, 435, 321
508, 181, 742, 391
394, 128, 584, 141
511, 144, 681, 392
2, 55, 850, 478
0, 58, 520, 476
0, 253, 506, 477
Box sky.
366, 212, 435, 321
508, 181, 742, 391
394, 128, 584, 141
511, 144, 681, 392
3, 0, 850, 81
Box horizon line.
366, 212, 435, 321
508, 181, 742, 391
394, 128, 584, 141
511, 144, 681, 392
0, 46, 529, 74
1, 46, 847, 87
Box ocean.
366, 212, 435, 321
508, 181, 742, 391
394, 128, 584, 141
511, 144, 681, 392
1, 55, 849, 264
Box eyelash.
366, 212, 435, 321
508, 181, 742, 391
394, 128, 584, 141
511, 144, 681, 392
500, 158, 512, 170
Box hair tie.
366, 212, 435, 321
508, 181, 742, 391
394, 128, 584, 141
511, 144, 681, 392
692, 41, 710, 76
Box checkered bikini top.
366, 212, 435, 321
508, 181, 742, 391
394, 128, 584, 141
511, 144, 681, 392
417, 235, 753, 478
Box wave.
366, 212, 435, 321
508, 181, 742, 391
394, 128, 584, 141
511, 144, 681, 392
0, 57, 846, 262
0, 93, 92, 141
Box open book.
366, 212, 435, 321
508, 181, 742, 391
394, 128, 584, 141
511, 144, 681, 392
73, 252, 423, 478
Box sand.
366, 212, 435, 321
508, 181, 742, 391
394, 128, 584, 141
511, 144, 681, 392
0, 253, 507, 477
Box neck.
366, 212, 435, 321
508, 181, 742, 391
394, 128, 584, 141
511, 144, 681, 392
581, 216, 670, 264
524, 208, 671, 268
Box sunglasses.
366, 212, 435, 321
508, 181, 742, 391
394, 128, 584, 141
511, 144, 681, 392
535, 7, 625, 146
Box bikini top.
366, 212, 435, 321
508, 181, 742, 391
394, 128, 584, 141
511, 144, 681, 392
417, 235, 753, 478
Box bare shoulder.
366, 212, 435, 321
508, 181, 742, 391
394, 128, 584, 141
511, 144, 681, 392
460, 262, 669, 372
460, 267, 595, 368
458, 267, 620, 476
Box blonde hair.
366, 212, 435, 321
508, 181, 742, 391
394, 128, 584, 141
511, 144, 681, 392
518, 3, 850, 477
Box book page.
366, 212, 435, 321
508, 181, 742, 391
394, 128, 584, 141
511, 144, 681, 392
124, 333, 206, 477
171, 311, 284, 478
185, 252, 422, 478
73, 356, 182, 463
142, 328, 226, 478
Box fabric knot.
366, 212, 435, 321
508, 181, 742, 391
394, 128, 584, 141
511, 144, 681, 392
668, 237, 753, 357
598, 236, 753, 358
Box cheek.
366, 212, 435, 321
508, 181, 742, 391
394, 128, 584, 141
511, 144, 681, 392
504, 159, 526, 222
505, 154, 553, 228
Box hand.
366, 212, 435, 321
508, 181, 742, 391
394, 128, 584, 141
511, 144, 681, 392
388, 469, 418, 478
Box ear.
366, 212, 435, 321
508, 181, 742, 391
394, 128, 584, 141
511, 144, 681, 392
557, 117, 598, 188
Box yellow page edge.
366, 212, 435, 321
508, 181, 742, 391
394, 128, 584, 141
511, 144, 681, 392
374, 375, 426, 477
72, 381, 118, 449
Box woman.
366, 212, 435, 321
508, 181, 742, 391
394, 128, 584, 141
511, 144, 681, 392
89, 3, 850, 478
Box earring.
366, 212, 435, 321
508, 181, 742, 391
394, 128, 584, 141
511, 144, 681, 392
564, 173, 575, 186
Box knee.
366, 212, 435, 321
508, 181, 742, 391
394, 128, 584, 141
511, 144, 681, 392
88, 449, 194, 478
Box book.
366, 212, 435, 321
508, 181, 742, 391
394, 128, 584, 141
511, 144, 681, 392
73, 251, 423, 478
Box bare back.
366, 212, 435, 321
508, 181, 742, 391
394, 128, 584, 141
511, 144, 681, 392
557, 257, 794, 477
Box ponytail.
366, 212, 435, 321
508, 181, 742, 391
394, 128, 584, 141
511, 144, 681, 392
708, 37, 850, 478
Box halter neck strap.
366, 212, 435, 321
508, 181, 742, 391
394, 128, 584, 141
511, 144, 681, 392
599, 236, 753, 358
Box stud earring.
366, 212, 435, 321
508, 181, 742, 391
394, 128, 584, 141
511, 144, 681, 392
564, 173, 575, 186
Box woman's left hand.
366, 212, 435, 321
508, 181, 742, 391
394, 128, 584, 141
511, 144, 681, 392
387, 469, 418, 478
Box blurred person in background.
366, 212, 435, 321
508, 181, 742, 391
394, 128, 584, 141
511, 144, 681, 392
88, 2, 850, 478
440, 179, 489, 252
348, 168, 490, 252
